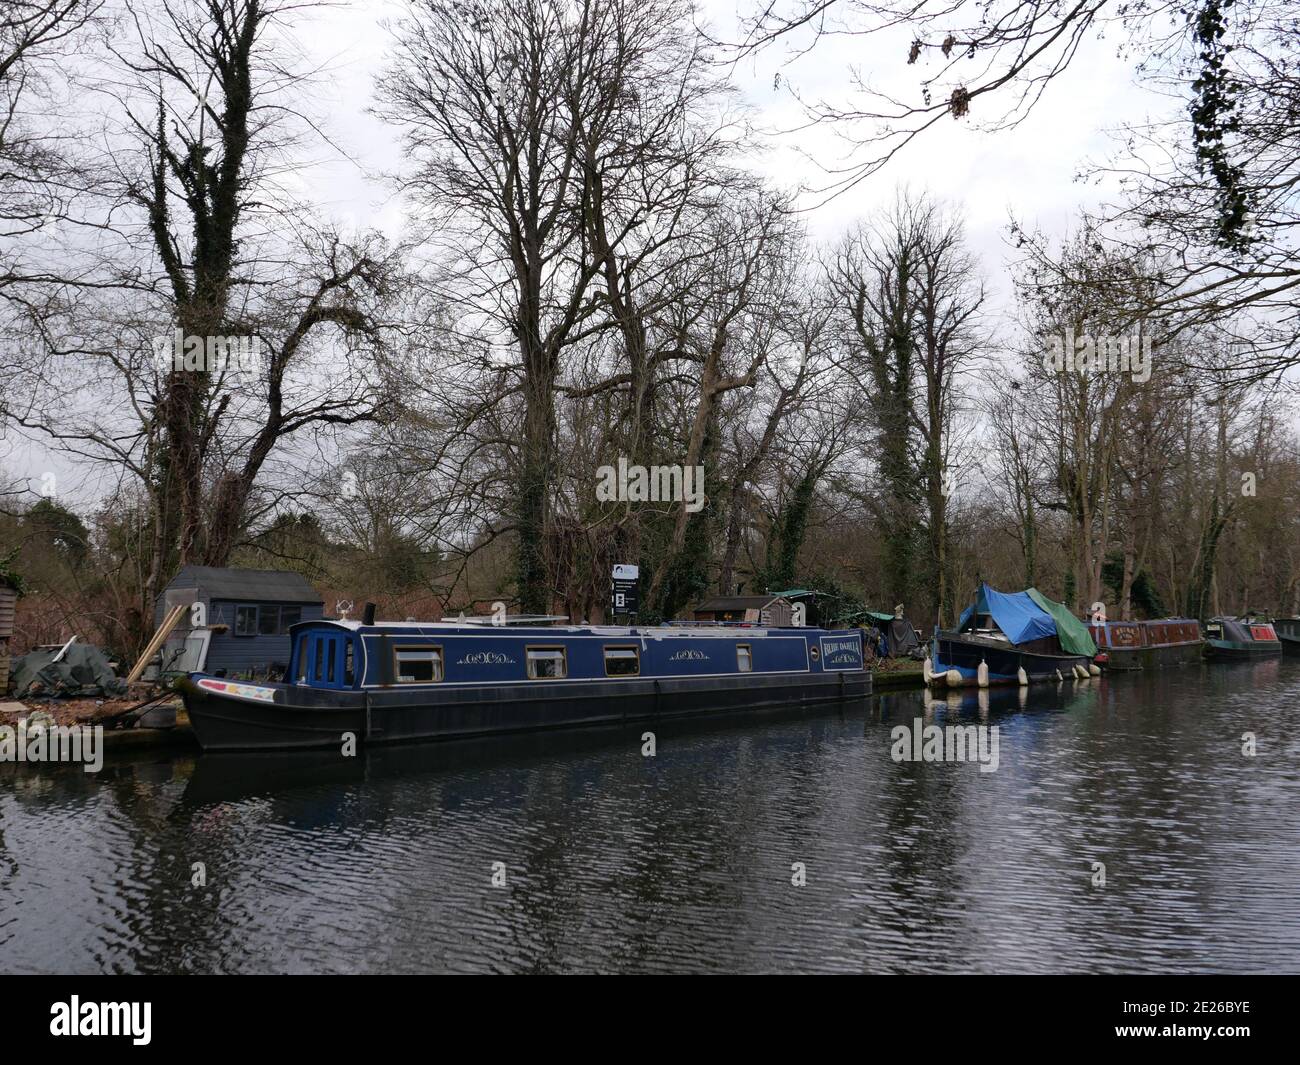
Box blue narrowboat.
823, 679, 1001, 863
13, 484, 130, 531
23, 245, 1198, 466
177, 617, 871, 750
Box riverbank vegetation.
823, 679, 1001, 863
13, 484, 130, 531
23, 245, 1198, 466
2, 0, 1299, 657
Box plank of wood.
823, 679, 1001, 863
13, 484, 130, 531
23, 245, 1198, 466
126, 604, 187, 684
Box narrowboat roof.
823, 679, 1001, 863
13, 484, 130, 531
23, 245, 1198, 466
293, 619, 822, 638
1092, 617, 1199, 625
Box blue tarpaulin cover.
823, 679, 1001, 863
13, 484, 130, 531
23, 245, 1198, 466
959, 583, 1058, 644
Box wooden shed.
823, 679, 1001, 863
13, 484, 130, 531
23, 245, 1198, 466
691, 594, 795, 627
155, 566, 324, 679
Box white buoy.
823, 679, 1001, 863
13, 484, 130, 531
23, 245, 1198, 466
946, 669, 963, 687
1017, 666, 1029, 686
977, 660, 989, 688
1089, 663, 1101, 677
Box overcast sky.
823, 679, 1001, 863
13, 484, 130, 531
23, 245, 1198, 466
4, 0, 1168, 507
290, 1, 1163, 274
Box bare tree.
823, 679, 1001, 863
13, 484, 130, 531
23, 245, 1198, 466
380, 0, 614, 613
3, 0, 399, 651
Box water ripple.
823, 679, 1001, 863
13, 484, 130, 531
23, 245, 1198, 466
1, 659, 1297, 972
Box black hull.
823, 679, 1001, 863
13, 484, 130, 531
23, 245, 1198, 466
1100, 641, 1204, 671
179, 672, 872, 751
933, 633, 1090, 684
1203, 641, 1282, 660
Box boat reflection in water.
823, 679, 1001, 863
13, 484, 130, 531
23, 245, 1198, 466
181, 699, 872, 806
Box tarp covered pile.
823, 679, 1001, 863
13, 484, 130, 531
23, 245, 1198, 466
8, 643, 129, 699
959, 582, 1098, 657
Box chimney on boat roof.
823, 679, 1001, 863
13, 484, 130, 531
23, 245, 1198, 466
362, 602, 376, 625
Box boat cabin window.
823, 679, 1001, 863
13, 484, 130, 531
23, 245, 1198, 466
604, 646, 639, 677
394, 646, 444, 683
527, 647, 567, 679
736, 644, 753, 672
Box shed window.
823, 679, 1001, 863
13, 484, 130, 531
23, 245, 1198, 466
258, 605, 303, 634
394, 646, 444, 683
526, 647, 567, 679
604, 646, 639, 677
234, 605, 258, 637
736, 644, 753, 672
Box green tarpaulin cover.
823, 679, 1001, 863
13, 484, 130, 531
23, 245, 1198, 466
9, 643, 128, 699
1027, 589, 1099, 657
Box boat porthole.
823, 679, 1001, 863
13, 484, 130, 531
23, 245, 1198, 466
810, 647, 820, 661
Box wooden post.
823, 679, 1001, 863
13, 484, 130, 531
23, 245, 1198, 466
0, 584, 15, 694
126, 604, 188, 684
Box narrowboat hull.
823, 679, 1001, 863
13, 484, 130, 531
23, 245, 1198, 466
1203, 639, 1282, 659
931, 632, 1090, 685
1086, 618, 1203, 671
1097, 641, 1205, 670
178, 669, 872, 751
1271, 618, 1300, 653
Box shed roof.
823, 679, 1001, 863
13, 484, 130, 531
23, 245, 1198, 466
694, 595, 787, 612
163, 565, 323, 604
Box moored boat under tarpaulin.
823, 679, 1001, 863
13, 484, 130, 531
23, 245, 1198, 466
930, 583, 1097, 686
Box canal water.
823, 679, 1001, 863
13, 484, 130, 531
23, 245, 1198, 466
2, 659, 1298, 973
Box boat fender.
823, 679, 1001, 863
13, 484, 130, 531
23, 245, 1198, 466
1077, 664, 1090, 680
1055, 669, 1063, 682
945, 669, 963, 687
923, 656, 934, 684
977, 660, 989, 688
1017, 667, 1029, 686
1089, 663, 1101, 677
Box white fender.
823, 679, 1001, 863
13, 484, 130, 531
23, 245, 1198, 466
946, 669, 963, 687
1055, 669, 1064, 682
1017, 666, 1029, 686
1089, 663, 1101, 677
977, 660, 989, 688
923, 656, 934, 684
1074, 664, 1088, 680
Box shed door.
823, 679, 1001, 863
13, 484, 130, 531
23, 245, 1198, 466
298, 631, 353, 689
